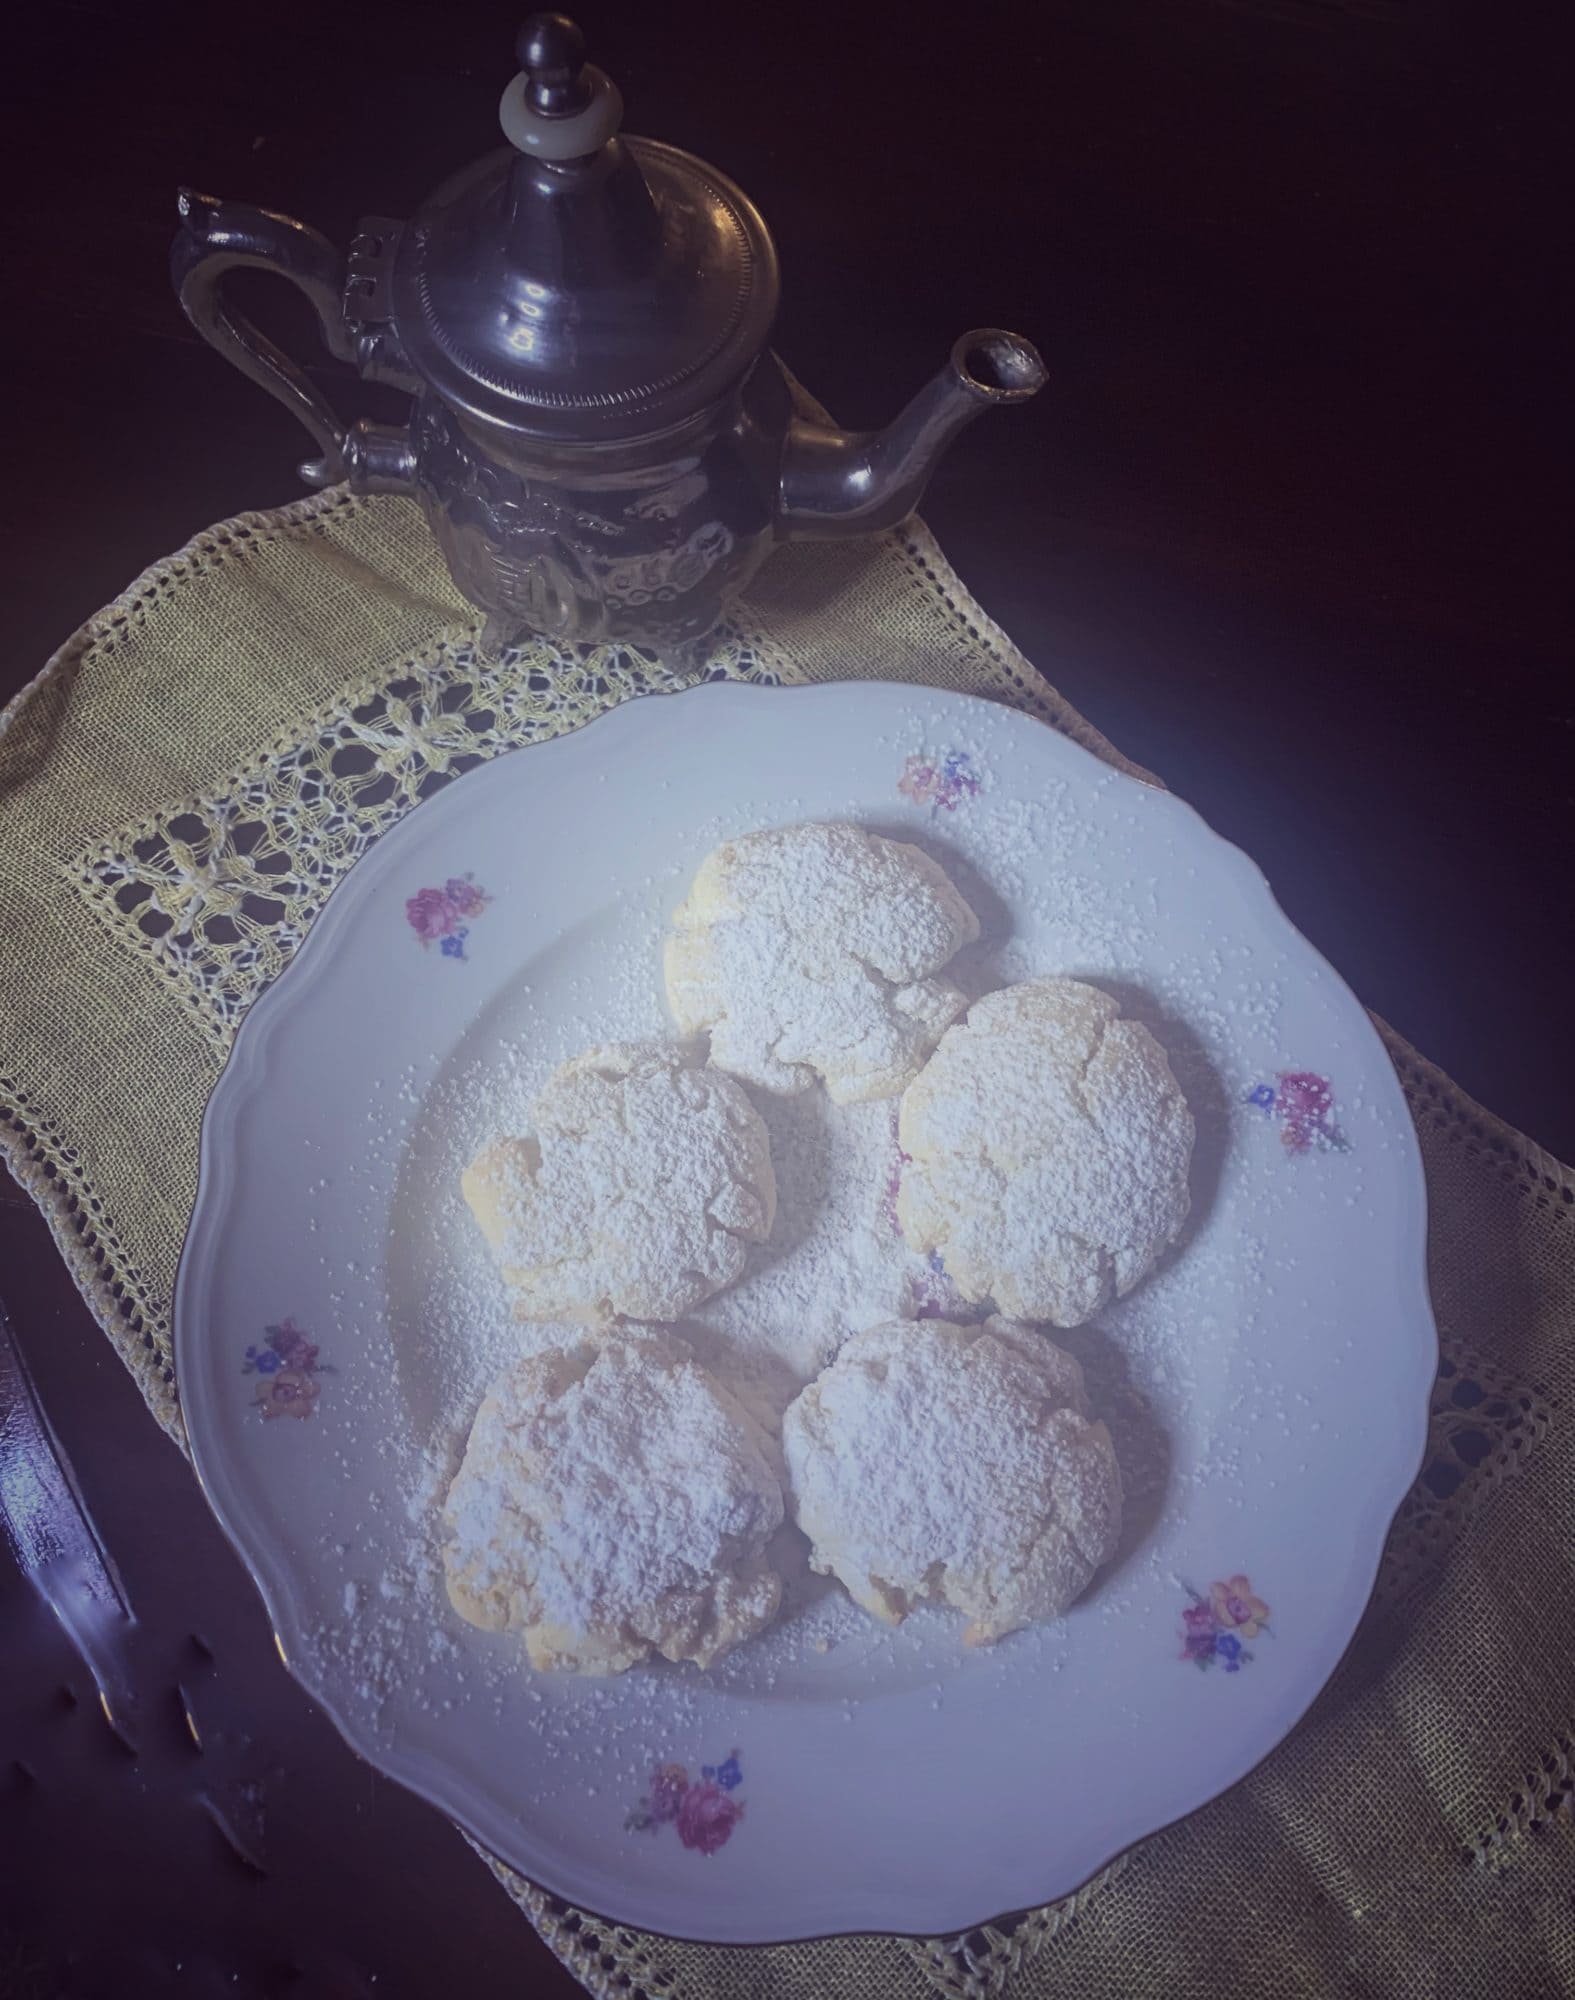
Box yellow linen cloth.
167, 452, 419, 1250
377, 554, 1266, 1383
2, 490, 1570, 1998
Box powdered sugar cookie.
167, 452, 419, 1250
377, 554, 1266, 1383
462, 1041, 775, 1322
664, 821, 979, 1104
782, 1316, 1122, 1643
443, 1326, 784, 1673
897, 978, 1193, 1325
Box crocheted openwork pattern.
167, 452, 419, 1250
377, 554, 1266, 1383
75, 631, 779, 1049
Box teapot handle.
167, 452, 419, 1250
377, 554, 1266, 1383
171, 189, 413, 491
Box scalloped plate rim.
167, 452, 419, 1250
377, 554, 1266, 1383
174, 679, 1437, 1943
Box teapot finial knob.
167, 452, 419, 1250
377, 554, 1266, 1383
502, 14, 622, 159
517, 14, 590, 116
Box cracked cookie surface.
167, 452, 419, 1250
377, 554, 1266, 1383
896, 978, 1193, 1324
663, 821, 979, 1104
461, 1041, 776, 1322
444, 1325, 785, 1673
782, 1316, 1123, 1643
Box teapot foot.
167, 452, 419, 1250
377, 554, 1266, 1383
477, 610, 523, 661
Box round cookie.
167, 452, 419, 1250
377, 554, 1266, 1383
897, 978, 1193, 1325
443, 1326, 785, 1674
663, 821, 979, 1104
782, 1316, 1122, 1644
462, 1040, 775, 1322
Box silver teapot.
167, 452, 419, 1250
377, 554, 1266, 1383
173, 14, 1046, 654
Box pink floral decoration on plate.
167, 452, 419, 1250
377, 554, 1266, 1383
898, 749, 982, 814
1179, 1574, 1272, 1672
243, 1317, 333, 1421
625, 1751, 745, 1854
405, 873, 491, 960
1245, 1072, 1349, 1153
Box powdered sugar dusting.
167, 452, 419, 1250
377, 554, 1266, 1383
677, 1091, 944, 1433
361, 776, 1264, 1695
184, 684, 1433, 1933
281, 696, 1385, 1792
783, 1316, 1123, 1644
460, 1040, 775, 1322
443, 1327, 784, 1673
664, 821, 980, 1103
898, 978, 1195, 1326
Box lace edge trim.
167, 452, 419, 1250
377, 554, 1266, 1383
1374, 1014, 1575, 1209
897, 1855, 1131, 1996
0, 1084, 185, 1448
1469, 1724, 1575, 1866
472, 1844, 679, 2000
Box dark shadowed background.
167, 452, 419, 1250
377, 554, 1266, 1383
1, 1, 1568, 1992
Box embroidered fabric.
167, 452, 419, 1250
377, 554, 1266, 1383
2, 489, 1571, 1999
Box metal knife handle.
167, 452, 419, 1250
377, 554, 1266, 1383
0, 1290, 141, 1748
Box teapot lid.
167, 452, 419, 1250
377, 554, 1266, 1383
390, 14, 779, 442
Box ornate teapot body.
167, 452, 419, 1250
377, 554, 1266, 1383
173, 16, 1045, 654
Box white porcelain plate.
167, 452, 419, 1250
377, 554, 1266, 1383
176, 681, 1435, 1943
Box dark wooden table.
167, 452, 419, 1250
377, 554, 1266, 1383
2, 2, 1566, 1993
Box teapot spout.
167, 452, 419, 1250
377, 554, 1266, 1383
777, 330, 1045, 540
